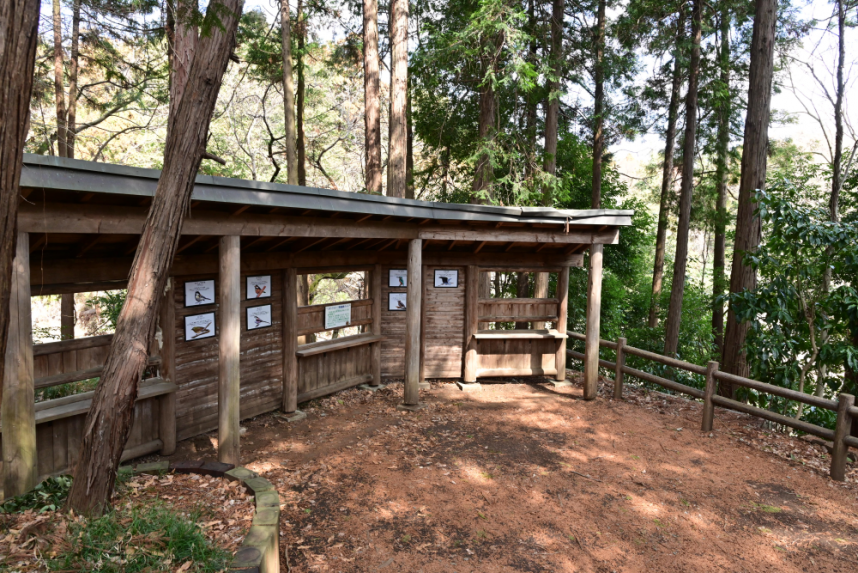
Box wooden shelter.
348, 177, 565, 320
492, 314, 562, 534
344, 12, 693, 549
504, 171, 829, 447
1, 154, 632, 497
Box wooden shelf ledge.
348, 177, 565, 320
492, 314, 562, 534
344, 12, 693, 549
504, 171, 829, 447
473, 329, 567, 340
478, 315, 558, 322
33, 379, 175, 425
296, 334, 387, 358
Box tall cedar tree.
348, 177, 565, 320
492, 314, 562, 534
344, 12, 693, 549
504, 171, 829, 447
52, 0, 68, 157
363, 0, 382, 193
68, 0, 244, 514
281, 0, 298, 184
388, 0, 408, 197
712, 9, 731, 354
591, 0, 606, 209
296, 0, 307, 185
663, 0, 701, 357
721, 0, 777, 385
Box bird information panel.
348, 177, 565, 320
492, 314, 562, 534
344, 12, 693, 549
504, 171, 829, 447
388, 292, 407, 311
388, 269, 407, 288
434, 269, 459, 288
184, 312, 216, 341
247, 304, 273, 330
324, 303, 352, 330
246, 275, 272, 299
185, 279, 216, 307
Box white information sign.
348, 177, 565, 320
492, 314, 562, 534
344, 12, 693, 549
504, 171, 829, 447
246, 275, 272, 299
325, 303, 352, 330
247, 304, 273, 330
389, 269, 408, 288
434, 269, 459, 288
184, 312, 216, 341
185, 279, 216, 307
388, 292, 407, 311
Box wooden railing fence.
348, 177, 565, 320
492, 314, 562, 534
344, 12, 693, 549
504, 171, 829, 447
567, 333, 857, 482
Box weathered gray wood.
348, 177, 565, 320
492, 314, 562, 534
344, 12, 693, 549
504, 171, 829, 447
371, 264, 382, 385
218, 236, 240, 464
701, 361, 718, 432
34, 380, 174, 424
2, 232, 37, 497
32, 333, 113, 356
283, 268, 298, 412
473, 330, 566, 340
157, 279, 176, 455
583, 244, 603, 399
463, 265, 479, 383
621, 363, 705, 399
34, 355, 161, 389
60, 293, 75, 340
623, 344, 708, 375
478, 367, 557, 377
711, 395, 834, 440
296, 334, 386, 357
714, 370, 838, 411
614, 337, 626, 400
554, 265, 569, 381
419, 228, 619, 245
403, 239, 422, 405
119, 439, 164, 463
297, 373, 373, 403
831, 394, 854, 481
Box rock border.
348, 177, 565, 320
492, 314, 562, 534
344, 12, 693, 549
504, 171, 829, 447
119, 461, 280, 573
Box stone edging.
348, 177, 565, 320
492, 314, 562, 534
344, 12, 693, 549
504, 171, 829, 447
120, 461, 280, 573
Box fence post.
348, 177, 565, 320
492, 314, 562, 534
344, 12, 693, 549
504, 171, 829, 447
701, 361, 719, 432
831, 393, 855, 481
613, 337, 626, 400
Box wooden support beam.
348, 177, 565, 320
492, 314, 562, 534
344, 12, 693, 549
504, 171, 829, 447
282, 268, 299, 412
371, 264, 382, 386
322, 237, 352, 250
157, 278, 177, 455
463, 265, 479, 383
377, 239, 397, 252
403, 239, 422, 406
535, 243, 548, 253
419, 228, 619, 245
473, 241, 486, 253
231, 205, 251, 216
28, 234, 46, 254
218, 236, 241, 464
554, 266, 570, 381
265, 236, 297, 252
344, 237, 375, 251
2, 233, 37, 497
123, 239, 140, 256
355, 214, 373, 223
294, 237, 328, 253
60, 293, 75, 340
74, 236, 102, 258
242, 236, 269, 251
583, 244, 604, 399
504, 242, 516, 252
447, 240, 457, 251
176, 235, 206, 255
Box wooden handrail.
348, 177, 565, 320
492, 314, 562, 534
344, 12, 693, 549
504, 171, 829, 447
33, 333, 113, 356
714, 370, 838, 411
297, 298, 372, 314
711, 395, 835, 440
34, 355, 162, 390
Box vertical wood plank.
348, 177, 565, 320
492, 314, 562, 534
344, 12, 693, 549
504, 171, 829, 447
584, 244, 604, 400
283, 268, 299, 412
831, 393, 855, 481
158, 278, 177, 455
463, 265, 479, 383
614, 337, 627, 400
218, 236, 241, 464
554, 265, 570, 381
60, 293, 75, 340
2, 232, 37, 497
371, 264, 382, 385
403, 239, 422, 406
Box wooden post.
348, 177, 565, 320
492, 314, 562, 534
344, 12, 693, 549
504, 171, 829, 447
2, 233, 37, 497
701, 360, 719, 432
583, 244, 603, 400
158, 278, 177, 455
402, 239, 422, 407
831, 393, 854, 481
371, 263, 382, 386
614, 337, 626, 400
463, 265, 479, 383
282, 268, 299, 411
218, 236, 241, 464
554, 265, 570, 381
60, 293, 75, 340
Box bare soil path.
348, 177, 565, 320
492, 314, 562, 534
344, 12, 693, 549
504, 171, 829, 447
157, 374, 858, 572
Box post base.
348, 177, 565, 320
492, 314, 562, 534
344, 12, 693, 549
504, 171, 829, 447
281, 410, 307, 422
396, 403, 425, 412
550, 380, 574, 388
456, 381, 482, 392
418, 382, 431, 390
359, 383, 387, 392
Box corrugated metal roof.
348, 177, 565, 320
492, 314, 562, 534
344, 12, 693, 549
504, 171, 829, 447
21, 154, 634, 227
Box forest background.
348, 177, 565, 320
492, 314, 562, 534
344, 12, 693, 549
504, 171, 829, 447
25, 0, 858, 429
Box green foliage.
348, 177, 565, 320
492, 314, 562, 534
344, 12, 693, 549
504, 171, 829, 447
0, 476, 73, 514
36, 378, 101, 403
86, 290, 127, 333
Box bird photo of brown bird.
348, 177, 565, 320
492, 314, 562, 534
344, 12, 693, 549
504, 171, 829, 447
190, 322, 212, 339
254, 284, 267, 298
396, 299, 406, 310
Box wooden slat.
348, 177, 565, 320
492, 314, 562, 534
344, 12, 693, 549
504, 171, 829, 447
714, 370, 838, 411
473, 329, 566, 340
711, 395, 835, 440
32, 334, 113, 356
297, 374, 373, 403
296, 334, 387, 357
478, 367, 557, 377
34, 356, 162, 389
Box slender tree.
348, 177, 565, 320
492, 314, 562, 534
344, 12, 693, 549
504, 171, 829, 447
388, 0, 408, 198
52, 0, 68, 157
590, 0, 606, 209
281, 0, 298, 184
712, 9, 731, 354
66, 0, 81, 157
68, 0, 244, 514
296, 0, 307, 185
722, 0, 777, 384
363, 0, 382, 193
663, 0, 701, 357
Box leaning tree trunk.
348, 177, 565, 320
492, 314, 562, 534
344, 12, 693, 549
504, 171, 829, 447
280, 0, 298, 184
712, 10, 731, 356
388, 0, 408, 198
648, 22, 684, 329
169, 0, 200, 130
0, 0, 41, 401
663, 0, 701, 357
363, 0, 382, 194
66, 0, 80, 158
68, 0, 244, 515
296, 0, 307, 186
52, 0, 68, 158
721, 0, 777, 388
590, 0, 605, 209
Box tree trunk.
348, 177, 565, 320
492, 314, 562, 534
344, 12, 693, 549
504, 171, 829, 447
406, 70, 414, 199
52, 0, 68, 158
524, 0, 536, 182
721, 0, 777, 387
648, 23, 683, 329
66, 0, 80, 158
280, 0, 298, 184
363, 0, 382, 194
296, 0, 307, 186
388, 0, 408, 198
471, 65, 495, 204
590, 0, 605, 209
830, 0, 845, 226
68, 0, 243, 515
663, 0, 701, 357
0, 0, 41, 402
543, 0, 564, 203
712, 10, 730, 356
168, 0, 200, 132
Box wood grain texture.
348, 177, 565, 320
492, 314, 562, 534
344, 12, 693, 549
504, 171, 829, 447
584, 244, 603, 399
218, 236, 241, 464
403, 239, 422, 404
283, 268, 298, 412
554, 265, 569, 381
381, 266, 407, 377
422, 266, 465, 378
463, 265, 478, 382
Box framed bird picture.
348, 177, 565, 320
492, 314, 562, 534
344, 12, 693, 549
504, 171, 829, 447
247, 305, 273, 330
388, 292, 407, 311
434, 269, 459, 288
388, 269, 407, 288
246, 275, 272, 300
184, 312, 216, 341
184, 279, 216, 307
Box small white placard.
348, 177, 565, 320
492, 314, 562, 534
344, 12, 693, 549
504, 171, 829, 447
325, 303, 352, 329
185, 279, 215, 307
434, 269, 459, 288
247, 275, 272, 299
388, 292, 407, 311
389, 269, 407, 288
184, 312, 215, 341
247, 304, 273, 330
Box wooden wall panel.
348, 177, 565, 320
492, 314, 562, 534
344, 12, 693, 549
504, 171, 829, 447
381, 266, 407, 377
476, 338, 557, 374
423, 266, 465, 378
297, 344, 371, 399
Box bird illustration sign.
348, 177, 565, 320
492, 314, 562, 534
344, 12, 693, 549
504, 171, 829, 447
388, 269, 407, 288
184, 279, 216, 307
434, 269, 459, 288
247, 304, 273, 330
246, 275, 272, 299
184, 312, 216, 341
388, 292, 407, 311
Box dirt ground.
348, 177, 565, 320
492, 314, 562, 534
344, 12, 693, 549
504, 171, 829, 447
158, 374, 858, 572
